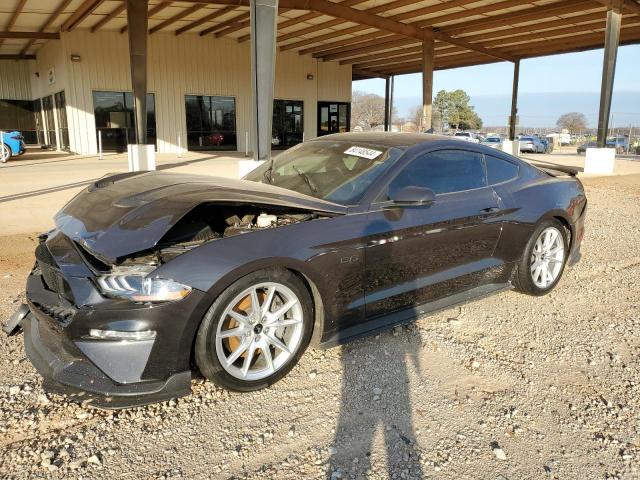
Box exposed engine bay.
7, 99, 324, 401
90, 203, 328, 268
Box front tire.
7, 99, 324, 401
513, 219, 569, 296
1, 143, 11, 163
195, 268, 313, 391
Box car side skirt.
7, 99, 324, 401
319, 282, 512, 348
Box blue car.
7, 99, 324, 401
1, 131, 26, 163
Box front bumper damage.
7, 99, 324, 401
9, 230, 210, 409
22, 309, 191, 409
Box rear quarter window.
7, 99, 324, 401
485, 155, 519, 185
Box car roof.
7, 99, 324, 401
308, 132, 451, 148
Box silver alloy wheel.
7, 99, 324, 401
530, 226, 565, 289
0, 144, 9, 163
215, 282, 304, 381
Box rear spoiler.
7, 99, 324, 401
529, 162, 578, 177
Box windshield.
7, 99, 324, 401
454, 132, 469, 137
484, 137, 501, 143
244, 140, 404, 205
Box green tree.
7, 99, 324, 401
434, 89, 483, 131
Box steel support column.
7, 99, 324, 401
509, 59, 520, 141
389, 75, 394, 130
384, 77, 390, 131
421, 30, 434, 131
596, 5, 622, 147
126, 0, 148, 145
250, 0, 279, 161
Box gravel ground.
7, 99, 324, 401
1, 174, 639, 479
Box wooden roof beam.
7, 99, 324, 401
442, 0, 602, 35
214, 17, 250, 36
622, 0, 640, 14
348, 13, 639, 68
374, 25, 640, 75
0, 0, 27, 48
282, 0, 532, 55
121, 1, 172, 34
179, 0, 517, 61
175, 6, 237, 35
20, 0, 72, 55
149, 3, 207, 34
594, 0, 640, 14
199, 11, 249, 35
344, 1, 602, 51
61, 0, 105, 31
352, 67, 388, 79
281, 24, 372, 52
236, 0, 369, 44
0, 54, 36, 60
91, 2, 126, 32
0, 31, 60, 39
281, 0, 471, 52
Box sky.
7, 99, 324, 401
352, 45, 640, 128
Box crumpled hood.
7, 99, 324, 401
55, 171, 346, 262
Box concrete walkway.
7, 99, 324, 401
0, 150, 252, 235
1, 147, 639, 236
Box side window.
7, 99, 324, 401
387, 149, 486, 197
485, 155, 519, 185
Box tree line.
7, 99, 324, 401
351, 89, 483, 132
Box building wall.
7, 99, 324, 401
0, 60, 33, 100
29, 31, 352, 155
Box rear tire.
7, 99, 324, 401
513, 219, 569, 296
195, 268, 313, 391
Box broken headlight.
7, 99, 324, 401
96, 267, 191, 302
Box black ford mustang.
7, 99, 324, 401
10, 133, 587, 408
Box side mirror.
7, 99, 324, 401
388, 185, 436, 205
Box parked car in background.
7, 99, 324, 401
481, 136, 503, 149
519, 136, 545, 153
0, 130, 26, 163
577, 141, 597, 154
606, 136, 629, 154
453, 131, 480, 143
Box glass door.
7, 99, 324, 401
41, 95, 56, 147
317, 102, 350, 137
272, 99, 303, 149
54, 91, 69, 151
93, 91, 156, 152
184, 95, 237, 150
33, 100, 45, 145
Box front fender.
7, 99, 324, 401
153, 213, 368, 342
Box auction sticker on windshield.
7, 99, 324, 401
344, 146, 383, 160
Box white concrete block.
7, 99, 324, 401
127, 144, 156, 171
501, 140, 520, 157
584, 147, 615, 175
238, 160, 265, 178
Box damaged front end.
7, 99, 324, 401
16, 172, 342, 408
116, 203, 325, 267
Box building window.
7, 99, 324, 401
93, 91, 157, 153
272, 100, 303, 149
185, 95, 236, 150
317, 102, 350, 137
41, 95, 56, 147
0, 99, 37, 144
54, 91, 69, 151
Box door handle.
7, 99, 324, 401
480, 207, 500, 213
